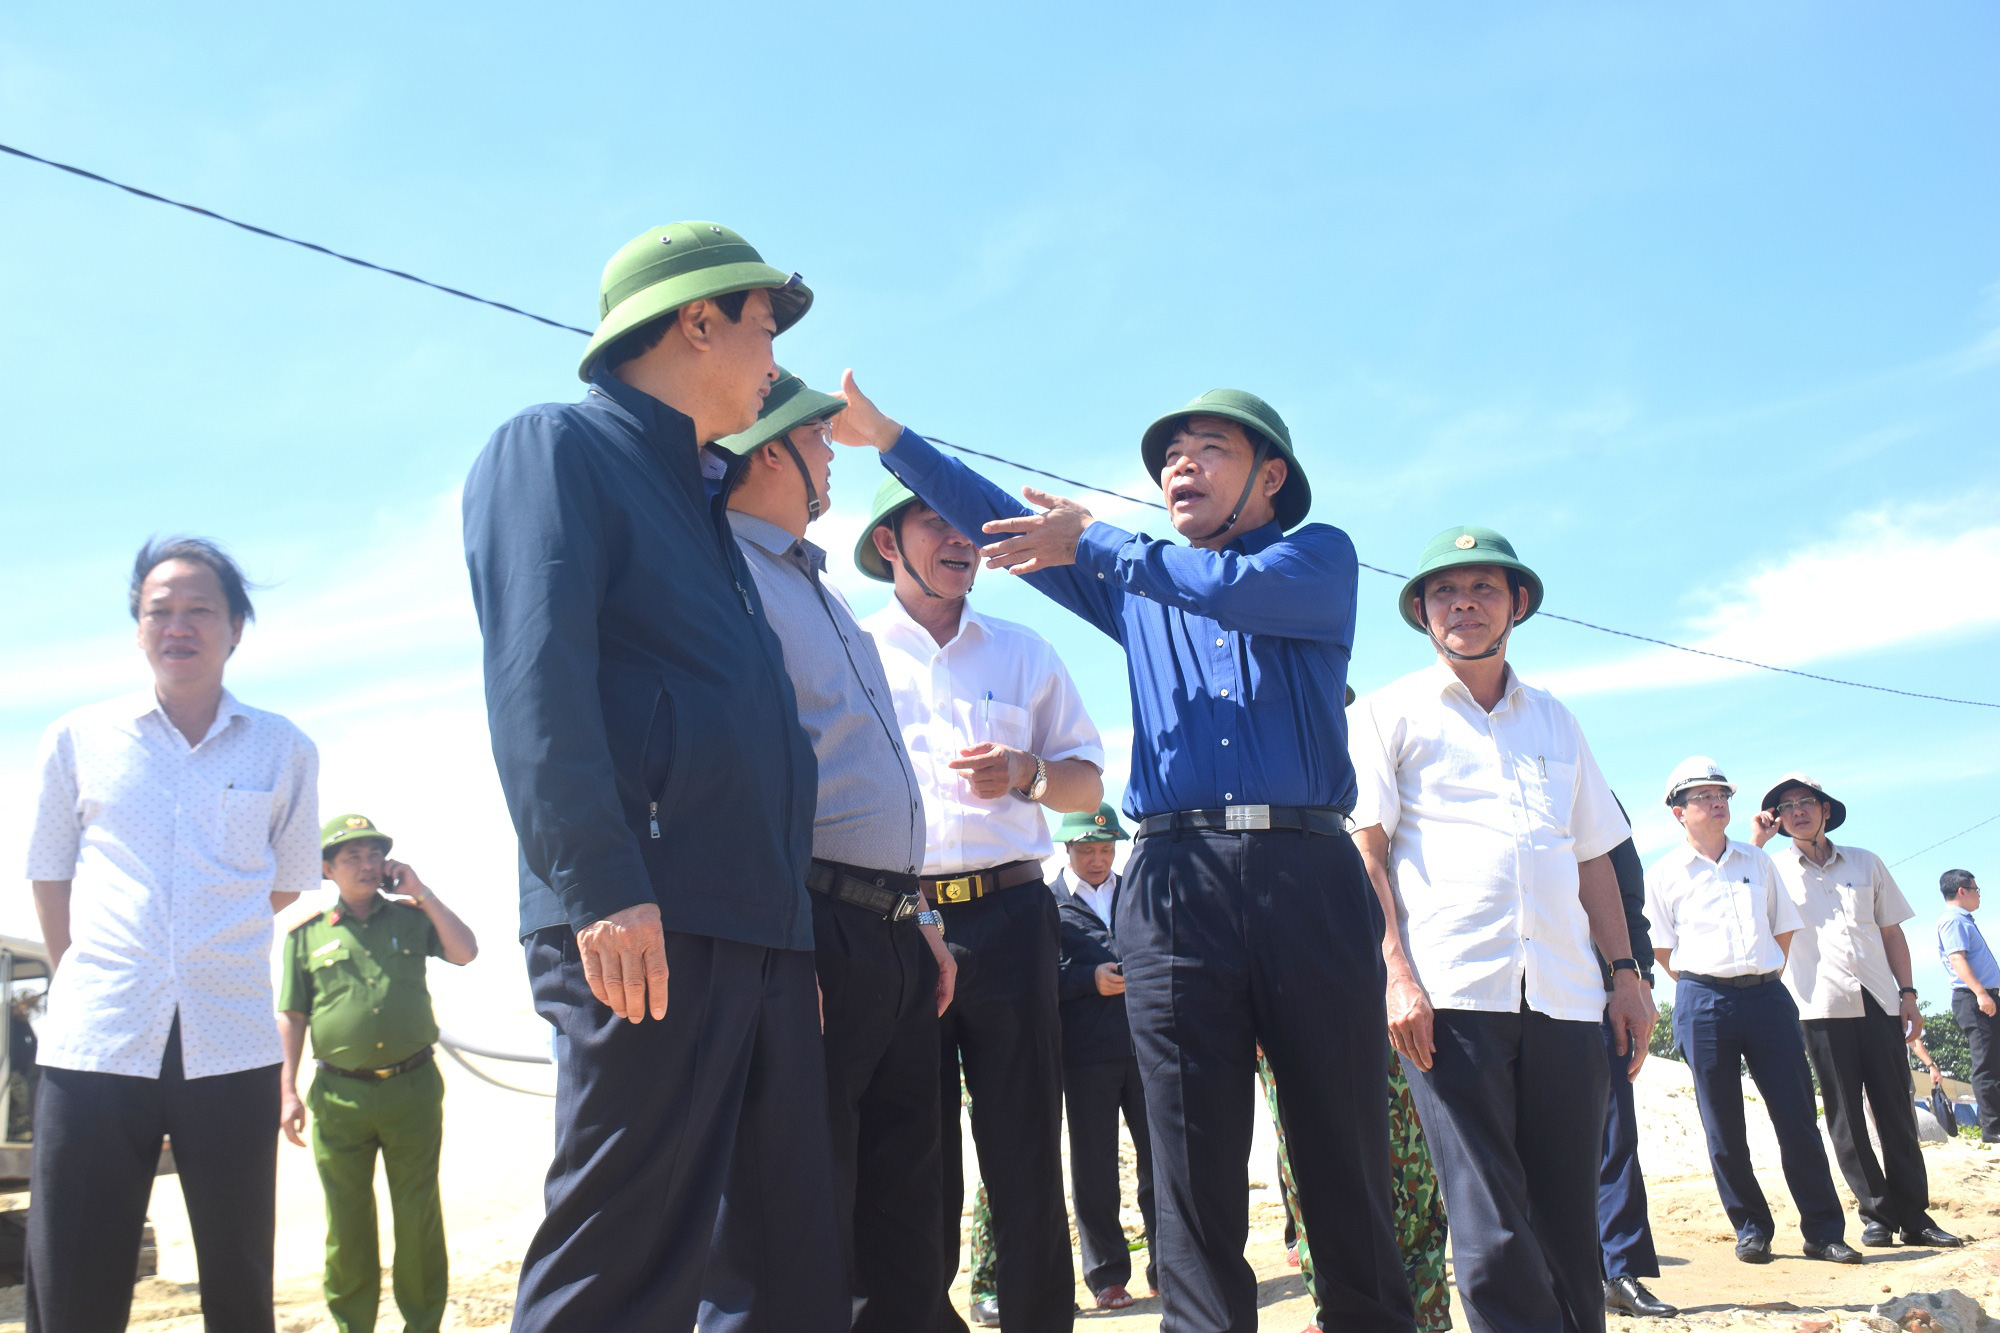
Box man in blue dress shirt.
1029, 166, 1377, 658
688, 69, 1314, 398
834, 376, 1415, 1333
1938, 869, 2000, 1141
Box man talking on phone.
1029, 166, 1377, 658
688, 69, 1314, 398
278, 814, 478, 1333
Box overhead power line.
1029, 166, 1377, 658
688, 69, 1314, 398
7, 140, 1996, 712
1892, 813, 2000, 869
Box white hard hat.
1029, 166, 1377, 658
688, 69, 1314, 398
1664, 755, 1736, 807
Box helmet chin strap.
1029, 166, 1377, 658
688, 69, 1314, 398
1194, 440, 1270, 543
889, 518, 946, 601
778, 438, 823, 522
1423, 601, 1520, 663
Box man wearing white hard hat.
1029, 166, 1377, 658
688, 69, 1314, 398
1644, 758, 1858, 1266
1750, 773, 1959, 1250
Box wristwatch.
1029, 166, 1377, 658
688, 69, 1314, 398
1899, 986, 1920, 998
915, 909, 944, 934
1610, 957, 1641, 976
1023, 754, 1049, 802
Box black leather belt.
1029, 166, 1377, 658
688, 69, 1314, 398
319, 1045, 434, 1082
921, 859, 1042, 906
1137, 805, 1353, 838
806, 859, 922, 920
1682, 971, 1780, 990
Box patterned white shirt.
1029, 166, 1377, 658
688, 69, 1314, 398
1348, 663, 1630, 1023
863, 597, 1103, 876
25, 689, 320, 1078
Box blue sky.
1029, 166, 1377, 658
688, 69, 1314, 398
3, 3, 1996, 1030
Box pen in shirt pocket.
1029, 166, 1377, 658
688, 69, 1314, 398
981, 691, 992, 740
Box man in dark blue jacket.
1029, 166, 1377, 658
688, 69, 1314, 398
1051, 803, 1156, 1313
462, 222, 843, 1333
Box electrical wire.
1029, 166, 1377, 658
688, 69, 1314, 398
1892, 813, 2000, 869
6, 140, 1995, 711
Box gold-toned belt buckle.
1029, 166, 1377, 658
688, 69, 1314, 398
1224, 804, 1272, 831
935, 876, 976, 903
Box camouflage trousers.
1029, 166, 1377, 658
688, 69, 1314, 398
1259, 1048, 1452, 1332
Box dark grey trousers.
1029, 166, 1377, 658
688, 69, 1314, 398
1402, 1005, 1608, 1333
1804, 993, 1932, 1232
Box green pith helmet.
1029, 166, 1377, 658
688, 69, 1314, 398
854, 474, 921, 582
710, 369, 846, 456
1139, 389, 1312, 531
1398, 525, 1545, 633
1056, 803, 1129, 843
321, 813, 393, 857
576, 222, 811, 381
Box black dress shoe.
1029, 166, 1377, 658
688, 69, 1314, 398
1898, 1225, 1965, 1248
1604, 1275, 1679, 1318
970, 1296, 1001, 1327
1735, 1233, 1773, 1263
1861, 1222, 1895, 1247
1803, 1239, 1864, 1265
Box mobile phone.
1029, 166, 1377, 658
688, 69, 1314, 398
381, 867, 400, 893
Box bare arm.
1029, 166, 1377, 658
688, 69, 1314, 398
1775, 930, 1794, 961
1038, 758, 1103, 815
1882, 923, 1923, 1042
388, 863, 479, 967
1354, 824, 1435, 1072
947, 748, 1102, 814
1580, 852, 1654, 1078
278, 1010, 309, 1147
31, 881, 71, 972
1945, 952, 1997, 1016
270, 890, 300, 913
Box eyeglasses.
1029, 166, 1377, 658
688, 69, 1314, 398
1678, 790, 1731, 809
1775, 798, 1823, 817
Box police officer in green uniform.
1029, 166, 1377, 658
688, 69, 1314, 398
279, 814, 480, 1333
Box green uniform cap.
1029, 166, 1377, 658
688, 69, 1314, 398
854, 474, 922, 582
576, 221, 811, 381
1397, 525, 1544, 633
710, 368, 846, 457
321, 813, 393, 856
1056, 803, 1129, 843
1139, 389, 1312, 531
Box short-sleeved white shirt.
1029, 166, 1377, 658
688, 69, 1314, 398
863, 598, 1103, 876
1347, 663, 1631, 1024
24, 690, 320, 1078
1645, 838, 1801, 980
1770, 841, 1914, 1020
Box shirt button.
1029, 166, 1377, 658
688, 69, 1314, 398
1220, 739, 1229, 747
1097, 572, 1105, 580
1220, 688, 1229, 697
1215, 638, 1225, 647
1224, 792, 1234, 801
376, 1042, 385, 1049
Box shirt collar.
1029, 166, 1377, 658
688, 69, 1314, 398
131, 687, 248, 743
1228, 521, 1285, 556
1425, 660, 1528, 708
881, 589, 988, 649
587, 365, 698, 444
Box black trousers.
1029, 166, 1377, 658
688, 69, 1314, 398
1673, 977, 1844, 1247
1597, 1014, 1658, 1281
514, 928, 846, 1333
1064, 1055, 1157, 1295
934, 880, 1072, 1333
1952, 989, 2000, 1142
27, 1019, 279, 1333
1404, 1007, 1607, 1333
1119, 826, 1414, 1333
1802, 994, 1934, 1233
809, 894, 946, 1330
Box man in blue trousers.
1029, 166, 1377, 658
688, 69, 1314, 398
834, 375, 1417, 1333
463, 223, 845, 1332
1645, 757, 1860, 1268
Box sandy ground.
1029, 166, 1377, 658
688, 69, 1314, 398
6, 1049, 2000, 1331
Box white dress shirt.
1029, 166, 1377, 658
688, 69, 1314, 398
1645, 838, 1801, 980
1771, 841, 1914, 1020
1347, 663, 1631, 1024
1055, 869, 1119, 932
25, 690, 320, 1078
863, 597, 1103, 876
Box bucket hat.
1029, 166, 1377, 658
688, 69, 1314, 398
577, 222, 810, 380
1056, 804, 1129, 844
321, 813, 393, 856
1759, 771, 1847, 832
854, 475, 922, 582
1139, 390, 1311, 531
710, 369, 845, 457
1398, 526, 1545, 633
1663, 757, 1736, 808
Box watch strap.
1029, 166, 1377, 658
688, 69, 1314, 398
1610, 957, 1641, 974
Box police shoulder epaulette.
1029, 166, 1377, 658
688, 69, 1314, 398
288, 909, 327, 933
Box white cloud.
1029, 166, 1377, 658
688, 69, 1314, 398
1537, 502, 2000, 699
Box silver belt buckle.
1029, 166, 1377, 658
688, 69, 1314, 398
1224, 804, 1271, 831
889, 894, 919, 922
